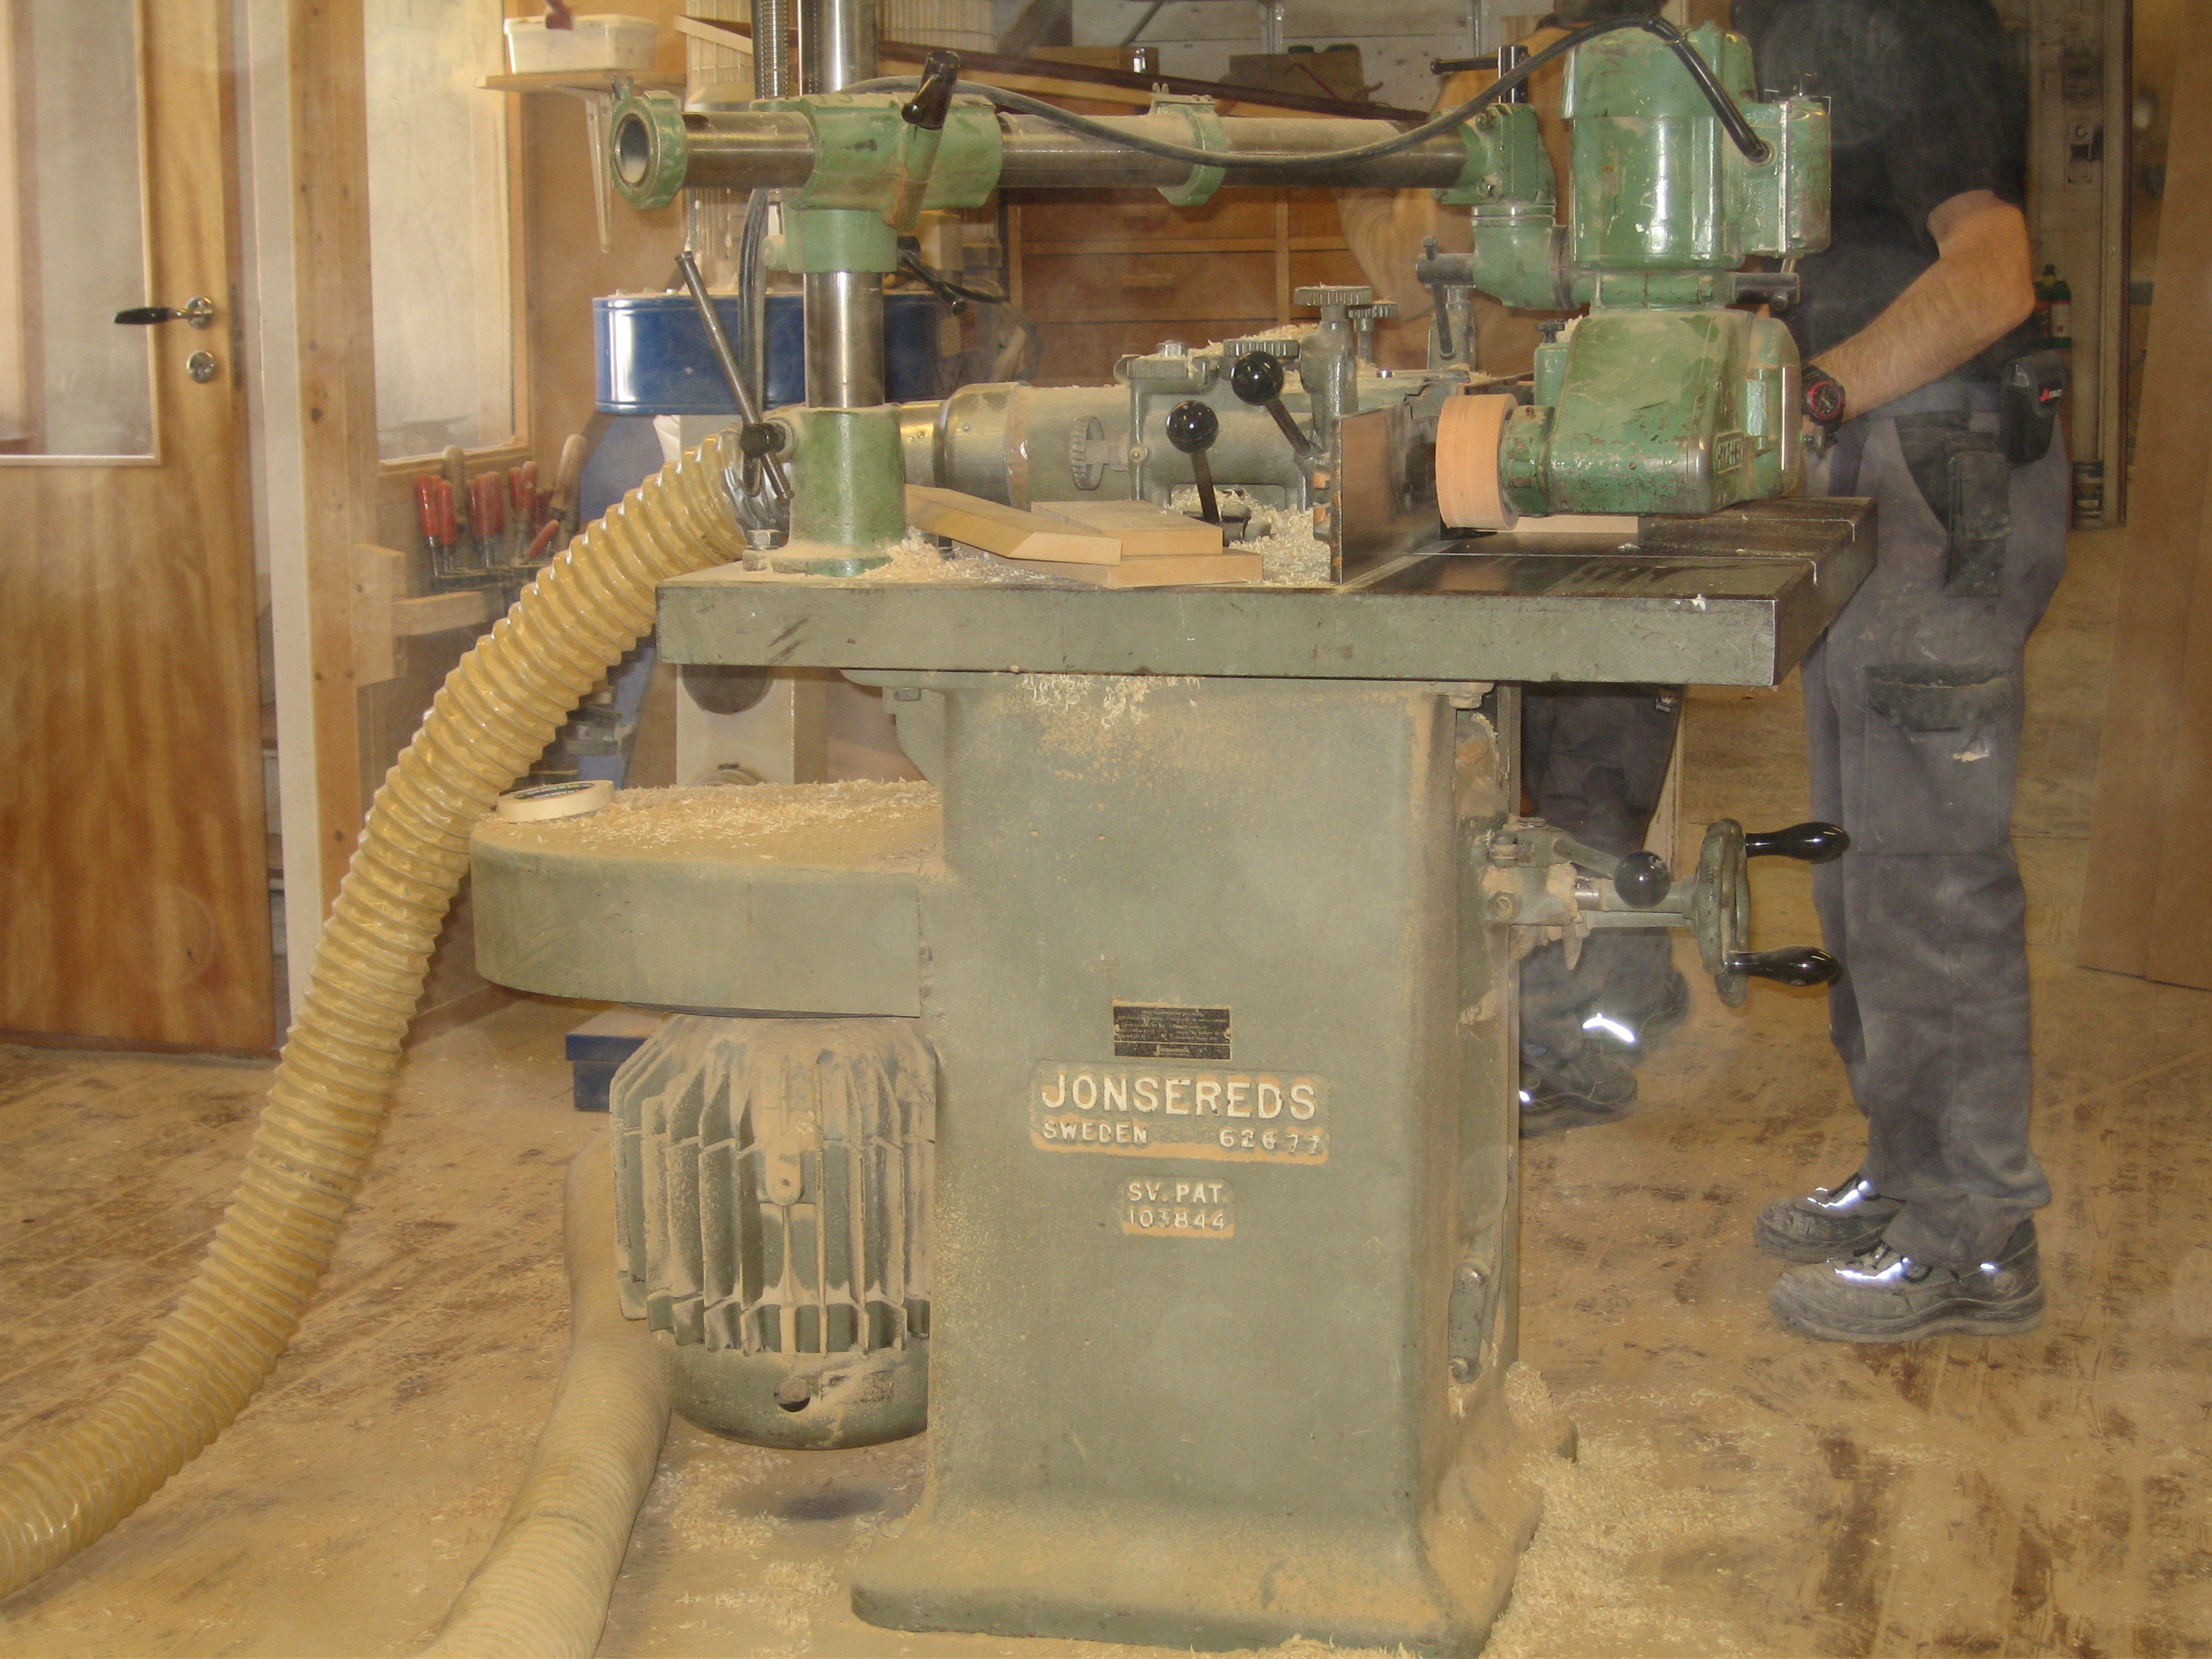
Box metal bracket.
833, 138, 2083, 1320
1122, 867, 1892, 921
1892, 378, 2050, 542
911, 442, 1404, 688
1150, 94, 1226, 207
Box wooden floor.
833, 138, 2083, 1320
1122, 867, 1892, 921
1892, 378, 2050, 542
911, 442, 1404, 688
1, 531, 2208, 1658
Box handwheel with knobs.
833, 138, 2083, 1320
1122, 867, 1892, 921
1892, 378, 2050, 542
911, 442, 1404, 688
1690, 818, 1848, 1006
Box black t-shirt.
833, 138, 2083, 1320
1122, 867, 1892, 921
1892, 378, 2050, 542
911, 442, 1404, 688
1734, 0, 2042, 378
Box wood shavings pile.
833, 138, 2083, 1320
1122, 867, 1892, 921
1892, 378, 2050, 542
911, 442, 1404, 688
1166, 486, 1334, 586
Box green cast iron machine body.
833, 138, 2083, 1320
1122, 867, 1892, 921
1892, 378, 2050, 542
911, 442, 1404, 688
474, 20, 1862, 1655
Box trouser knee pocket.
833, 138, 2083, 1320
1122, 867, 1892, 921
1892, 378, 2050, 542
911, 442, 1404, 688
1856, 665, 2018, 853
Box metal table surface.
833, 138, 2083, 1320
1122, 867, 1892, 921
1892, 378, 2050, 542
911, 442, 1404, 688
656, 498, 1875, 688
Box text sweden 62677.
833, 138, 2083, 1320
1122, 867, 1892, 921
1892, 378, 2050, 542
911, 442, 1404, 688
1028, 1061, 1329, 1163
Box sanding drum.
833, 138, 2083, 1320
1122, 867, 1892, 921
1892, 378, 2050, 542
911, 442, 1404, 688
1436, 392, 1520, 531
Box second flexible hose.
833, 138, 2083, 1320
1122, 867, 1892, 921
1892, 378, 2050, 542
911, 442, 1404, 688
0, 433, 747, 1599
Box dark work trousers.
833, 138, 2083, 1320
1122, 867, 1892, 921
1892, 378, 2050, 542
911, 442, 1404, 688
1519, 685, 1683, 1064
1804, 383, 2069, 1268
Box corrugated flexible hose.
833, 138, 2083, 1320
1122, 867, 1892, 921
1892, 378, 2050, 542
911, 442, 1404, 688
0, 433, 745, 1602
419, 1128, 668, 1659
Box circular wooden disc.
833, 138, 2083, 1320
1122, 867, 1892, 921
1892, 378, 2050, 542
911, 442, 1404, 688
1436, 393, 1519, 531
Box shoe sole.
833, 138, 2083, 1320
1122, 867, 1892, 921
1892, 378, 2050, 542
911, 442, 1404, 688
1770, 1295, 2046, 1344
1752, 1210, 1892, 1264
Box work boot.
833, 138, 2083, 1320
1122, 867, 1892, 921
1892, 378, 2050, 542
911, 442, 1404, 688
1768, 1218, 2044, 1343
1518, 1042, 1637, 1136
1753, 1169, 1903, 1262
1578, 966, 1691, 1058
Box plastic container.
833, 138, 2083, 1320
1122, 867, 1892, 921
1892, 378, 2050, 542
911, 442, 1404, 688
504, 14, 659, 75
594, 292, 945, 415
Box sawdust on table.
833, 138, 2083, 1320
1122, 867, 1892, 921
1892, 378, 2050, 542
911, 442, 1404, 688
1166, 485, 1333, 586
493, 781, 939, 853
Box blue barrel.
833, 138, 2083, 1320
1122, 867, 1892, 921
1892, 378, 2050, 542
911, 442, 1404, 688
595, 291, 943, 415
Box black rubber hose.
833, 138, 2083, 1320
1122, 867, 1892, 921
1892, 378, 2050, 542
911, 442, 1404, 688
845, 16, 1771, 174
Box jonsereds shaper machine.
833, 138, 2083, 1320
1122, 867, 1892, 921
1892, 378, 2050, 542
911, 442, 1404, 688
0, 5, 1869, 1654
476, 6, 1861, 1651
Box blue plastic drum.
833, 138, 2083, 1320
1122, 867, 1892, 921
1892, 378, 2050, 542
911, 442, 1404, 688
594, 291, 944, 415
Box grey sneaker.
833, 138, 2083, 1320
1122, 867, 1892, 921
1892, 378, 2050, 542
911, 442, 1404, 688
1519, 1043, 1637, 1137
1768, 1218, 2044, 1343
1753, 1170, 1904, 1262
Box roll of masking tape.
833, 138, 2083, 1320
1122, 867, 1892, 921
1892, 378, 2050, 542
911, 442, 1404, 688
495, 778, 614, 822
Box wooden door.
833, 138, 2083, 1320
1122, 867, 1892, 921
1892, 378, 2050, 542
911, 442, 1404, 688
0, 0, 274, 1049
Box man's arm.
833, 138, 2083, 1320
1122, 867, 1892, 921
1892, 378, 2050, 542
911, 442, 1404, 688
1812, 189, 2037, 420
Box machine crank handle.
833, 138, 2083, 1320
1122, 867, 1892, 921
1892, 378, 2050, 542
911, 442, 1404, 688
887, 51, 963, 231
1165, 400, 1221, 524
1724, 947, 1842, 988
1228, 351, 1316, 462
1744, 821, 1850, 863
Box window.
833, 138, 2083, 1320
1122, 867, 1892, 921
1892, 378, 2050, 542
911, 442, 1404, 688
364, 0, 517, 459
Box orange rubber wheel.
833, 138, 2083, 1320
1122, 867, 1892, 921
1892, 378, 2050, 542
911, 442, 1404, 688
1437, 392, 1520, 531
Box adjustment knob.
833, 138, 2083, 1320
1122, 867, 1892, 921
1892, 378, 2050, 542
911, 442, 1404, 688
1744, 822, 1851, 863
1164, 400, 1219, 454
1230, 351, 1286, 406
1725, 947, 1843, 988
738, 421, 787, 459
1293, 284, 1372, 314
1349, 301, 1398, 320
1613, 850, 1672, 910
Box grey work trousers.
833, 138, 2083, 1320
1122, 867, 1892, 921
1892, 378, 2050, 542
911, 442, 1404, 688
1519, 685, 1683, 1062
1805, 387, 2069, 1267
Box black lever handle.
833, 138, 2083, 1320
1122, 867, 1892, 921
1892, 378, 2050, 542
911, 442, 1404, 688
902, 50, 963, 130
1613, 850, 1672, 910
1744, 821, 1850, 863
1165, 400, 1220, 524
1228, 351, 1316, 462
1725, 946, 1843, 987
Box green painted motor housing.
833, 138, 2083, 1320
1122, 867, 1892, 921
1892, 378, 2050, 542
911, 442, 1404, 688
1501, 307, 1801, 517
1448, 22, 1830, 518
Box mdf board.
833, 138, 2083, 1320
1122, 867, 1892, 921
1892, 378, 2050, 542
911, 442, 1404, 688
2077, 6, 2212, 989
0, 0, 274, 1049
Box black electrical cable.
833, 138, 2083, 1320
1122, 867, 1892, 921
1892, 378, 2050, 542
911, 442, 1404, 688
898, 251, 1043, 382
845, 14, 1771, 173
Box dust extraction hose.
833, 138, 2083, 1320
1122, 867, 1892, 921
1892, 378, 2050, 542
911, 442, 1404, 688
0, 433, 746, 1599
419, 1131, 668, 1659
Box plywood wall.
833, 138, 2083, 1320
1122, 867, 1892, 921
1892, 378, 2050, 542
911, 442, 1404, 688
2077, 5, 2212, 989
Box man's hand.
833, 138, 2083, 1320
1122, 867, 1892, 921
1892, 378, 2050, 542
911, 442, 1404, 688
1809, 189, 2036, 423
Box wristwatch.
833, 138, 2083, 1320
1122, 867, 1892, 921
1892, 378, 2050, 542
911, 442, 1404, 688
1802, 363, 1849, 436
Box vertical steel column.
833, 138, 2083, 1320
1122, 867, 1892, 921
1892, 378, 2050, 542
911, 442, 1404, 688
797, 0, 885, 413
753, 0, 792, 96
799, 0, 877, 91
803, 271, 886, 408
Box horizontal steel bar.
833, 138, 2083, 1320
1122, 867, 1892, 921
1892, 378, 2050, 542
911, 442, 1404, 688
675, 111, 1471, 192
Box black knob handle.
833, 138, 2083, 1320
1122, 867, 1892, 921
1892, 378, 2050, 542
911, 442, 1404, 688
1230, 351, 1285, 406
1744, 821, 1850, 863
738, 421, 787, 459
1613, 850, 1672, 910
114, 306, 183, 325
1725, 947, 1843, 987
1164, 400, 1218, 454
902, 50, 963, 130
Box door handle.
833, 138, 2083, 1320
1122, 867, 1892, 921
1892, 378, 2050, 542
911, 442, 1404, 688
114, 296, 217, 329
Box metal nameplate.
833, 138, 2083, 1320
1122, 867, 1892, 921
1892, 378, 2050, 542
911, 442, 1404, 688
1112, 1002, 1231, 1060
1120, 1176, 1234, 1238
1030, 1061, 1329, 1162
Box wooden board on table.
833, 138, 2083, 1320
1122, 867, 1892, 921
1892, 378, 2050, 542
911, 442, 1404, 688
1035, 498, 1226, 557
907, 485, 1122, 565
